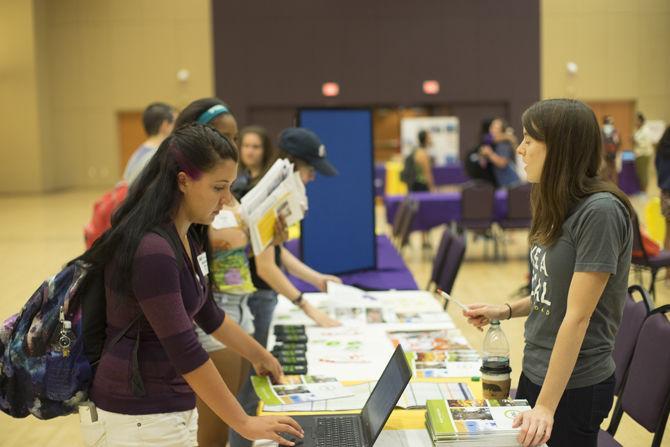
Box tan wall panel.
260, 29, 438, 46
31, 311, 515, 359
0, 0, 43, 193
542, 0, 670, 123
37, 0, 214, 189
4, 0, 668, 191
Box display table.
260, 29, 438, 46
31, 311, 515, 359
255, 291, 481, 446
384, 190, 509, 232
284, 235, 418, 291
376, 163, 469, 196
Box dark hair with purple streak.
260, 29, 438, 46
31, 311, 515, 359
79, 123, 238, 298
172, 143, 203, 180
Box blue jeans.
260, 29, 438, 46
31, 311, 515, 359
229, 289, 278, 447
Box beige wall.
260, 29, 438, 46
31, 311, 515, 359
13, 0, 215, 191
541, 0, 670, 122
42, 0, 214, 189
0, 0, 45, 193
3, 1, 670, 192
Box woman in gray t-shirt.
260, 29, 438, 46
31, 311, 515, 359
464, 99, 633, 447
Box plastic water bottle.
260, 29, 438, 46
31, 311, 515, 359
480, 320, 512, 399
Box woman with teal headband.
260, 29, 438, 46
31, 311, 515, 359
175, 98, 239, 143
174, 98, 339, 446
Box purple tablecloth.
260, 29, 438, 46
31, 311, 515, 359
432, 165, 469, 186
618, 159, 640, 195
384, 190, 509, 232
284, 235, 418, 292
374, 164, 468, 195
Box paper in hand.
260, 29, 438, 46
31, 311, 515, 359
211, 210, 238, 230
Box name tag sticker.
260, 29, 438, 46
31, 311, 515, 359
197, 252, 209, 276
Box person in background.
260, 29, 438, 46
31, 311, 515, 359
633, 112, 654, 194
85, 103, 177, 248
403, 129, 436, 247
232, 126, 277, 198
409, 129, 436, 192
479, 118, 521, 188
655, 125, 670, 250
463, 119, 497, 186
123, 102, 176, 185
229, 127, 343, 447
465, 99, 633, 447
601, 115, 621, 184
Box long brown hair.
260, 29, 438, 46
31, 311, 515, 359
523, 99, 633, 246
238, 126, 276, 186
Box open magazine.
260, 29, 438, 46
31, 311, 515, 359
251, 375, 351, 406
239, 159, 307, 255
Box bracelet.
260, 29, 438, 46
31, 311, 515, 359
505, 303, 512, 320
293, 293, 304, 307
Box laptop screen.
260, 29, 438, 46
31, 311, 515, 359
360, 345, 412, 443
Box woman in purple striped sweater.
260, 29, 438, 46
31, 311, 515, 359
79, 124, 303, 446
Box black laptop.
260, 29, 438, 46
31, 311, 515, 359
285, 344, 412, 447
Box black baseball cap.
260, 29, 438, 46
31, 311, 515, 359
278, 128, 338, 176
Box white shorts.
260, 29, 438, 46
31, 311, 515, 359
80, 406, 198, 447
196, 292, 254, 352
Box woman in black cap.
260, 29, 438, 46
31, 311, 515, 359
229, 127, 342, 447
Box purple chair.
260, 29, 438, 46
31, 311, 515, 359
391, 197, 412, 244
397, 198, 419, 249
599, 304, 670, 447
499, 183, 532, 228
460, 180, 497, 258
499, 183, 532, 258
630, 211, 670, 300
612, 285, 653, 397
391, 196, 416, 247
437, 232, 466, 309
426, 229, 453, 291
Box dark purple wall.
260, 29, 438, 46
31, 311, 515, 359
212, 0, 540, 154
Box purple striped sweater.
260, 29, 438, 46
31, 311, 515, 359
90, 225, 225, 414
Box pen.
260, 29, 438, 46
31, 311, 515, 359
361, 293, 378, 301
436, 289, 469, 312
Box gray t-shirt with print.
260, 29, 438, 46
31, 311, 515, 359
523, 192, 632, 389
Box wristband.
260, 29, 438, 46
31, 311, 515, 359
293, 293, 304, 306
505, 303, 512, 320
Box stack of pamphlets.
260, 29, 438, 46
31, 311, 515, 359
239, 159, 307, 255
425, 399, 531, 446
262, 381, 474, 412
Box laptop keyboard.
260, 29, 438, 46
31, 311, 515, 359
315, 416, 363, 447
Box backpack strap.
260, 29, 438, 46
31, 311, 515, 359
152, 225, 185, 271
94, 226, 187, 397
121, 225, 212, 397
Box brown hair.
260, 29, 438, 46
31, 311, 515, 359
522, 99, 633, 246
238, 125, 276, 185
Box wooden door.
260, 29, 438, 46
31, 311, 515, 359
117, 111, 146, 174
373, 107, 429, 162
585, 101, 636, 151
